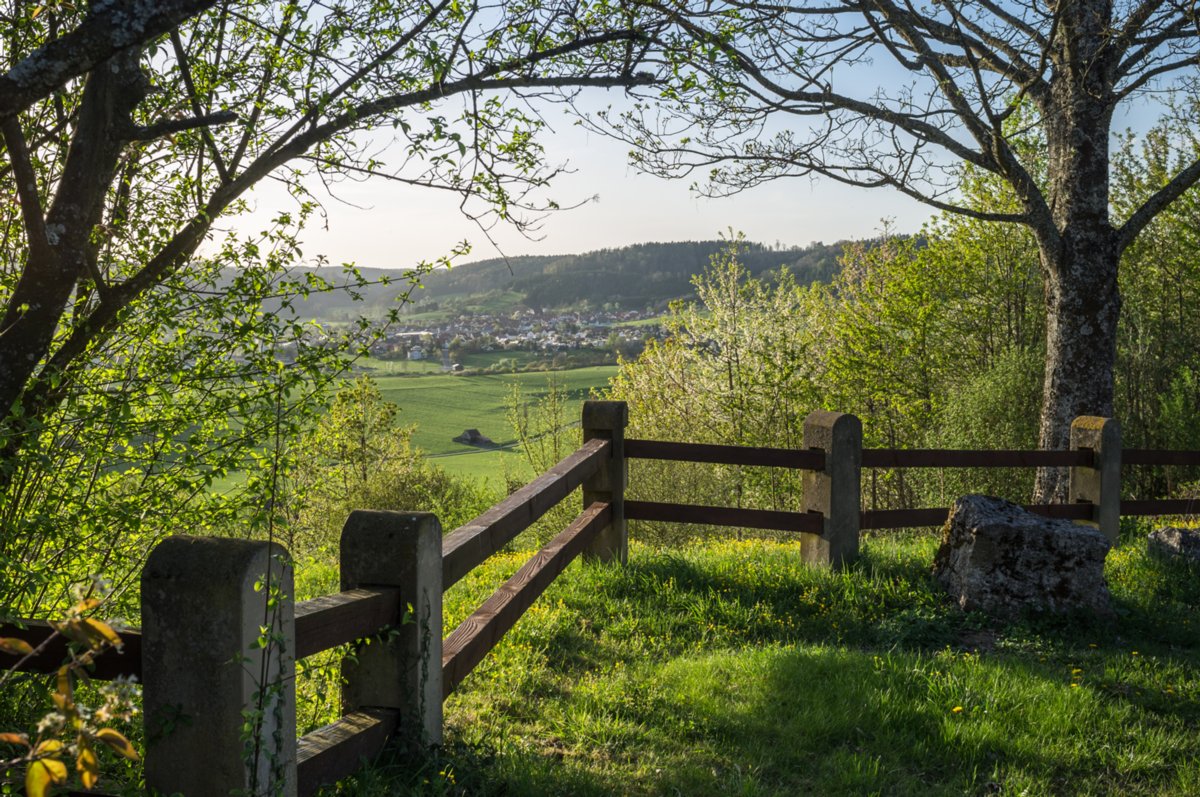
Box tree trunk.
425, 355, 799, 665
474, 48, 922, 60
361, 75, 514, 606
0, 53, 145, 489
1032, 1, 1120, 501
1033, 231, 1121, 502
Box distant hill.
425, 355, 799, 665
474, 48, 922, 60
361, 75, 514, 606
250, 239, 849, 322
414, 239, 845, 310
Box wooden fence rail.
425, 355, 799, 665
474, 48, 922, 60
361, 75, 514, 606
442, 501, 611, 697
5, 403, 1200, 795
441, 436, 609, 588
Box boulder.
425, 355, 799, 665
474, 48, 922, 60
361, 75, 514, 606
1147, 527, 1200, 563
932, 495, 1112, 616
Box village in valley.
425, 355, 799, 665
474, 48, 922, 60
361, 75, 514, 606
365, 307, 662, 370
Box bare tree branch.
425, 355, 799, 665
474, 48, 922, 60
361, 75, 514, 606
1116, 155, 1200, 251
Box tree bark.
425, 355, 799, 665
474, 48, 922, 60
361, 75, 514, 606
0, 52, 145, 428
1031, 0, 1120, 501
1034, 231, 1121, 501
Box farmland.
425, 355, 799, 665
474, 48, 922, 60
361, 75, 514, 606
375, 365, 620, 485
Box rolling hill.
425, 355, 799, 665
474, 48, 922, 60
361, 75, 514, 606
244, 238, 849, 322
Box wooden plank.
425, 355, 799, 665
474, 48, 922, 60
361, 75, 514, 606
441, 438, 609, 589
1027, 503, 1095, 520
442, 502, 610, 698
294, 587, 403, 660
1122, 450, 1200, 467
859, 503, 1094, 530
625, 500, 824, 533
861, 448, 1093, 468
860, 508, 949, 530
297, 708, 398, 797
624, 438, 825, 470
0, 620, 141, 680
1120, 499, 1200, 516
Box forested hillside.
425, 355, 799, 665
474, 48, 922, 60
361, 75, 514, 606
251, 239, 846, 321
415, 239, 844, 309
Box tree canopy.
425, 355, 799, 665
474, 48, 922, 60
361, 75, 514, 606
0, 0, 657, 613
600, 0, 1200, 498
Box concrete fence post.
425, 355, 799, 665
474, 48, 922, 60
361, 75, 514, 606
341, 510, 443, 747
1069, 416, 1122, 545
802, 411, 862, 569
142, 536, 296, 796
581, 400, 628, 564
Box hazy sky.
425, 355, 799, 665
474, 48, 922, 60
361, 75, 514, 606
233, 71, 1164, 272
237, 93, 935, 270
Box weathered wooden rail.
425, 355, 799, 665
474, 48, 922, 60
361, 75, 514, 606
3, 403, 1198, 795
624, 413, 1199, 557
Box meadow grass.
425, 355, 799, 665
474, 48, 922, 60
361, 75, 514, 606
356, 351, 554, 375
375, 366, 618, 484
206, 365, 617, 491
310, 520, 1200, 796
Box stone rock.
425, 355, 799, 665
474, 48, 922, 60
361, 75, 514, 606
932, 495, 1112, 616
1147, 527, 1200, 563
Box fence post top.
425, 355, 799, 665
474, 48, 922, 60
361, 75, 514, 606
582, 400, 628, 430
803, 410, 862, 435
143, 535, 289, 580
341, 510, 442, 546
1071, 415, 1120, 434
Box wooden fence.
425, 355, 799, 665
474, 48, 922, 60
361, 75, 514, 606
3, 403, 1198, 795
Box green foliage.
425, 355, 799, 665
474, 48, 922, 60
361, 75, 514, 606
608, 236, 818, 541
503, 377, 581, 547
0, 211, 370, 620
1, 594, 139, 796
935, 348, 1044, 503
1112, 116, 1200, 494
286, 377, 493, 557
0, 0, 661, 620
610, 115, 1200, 514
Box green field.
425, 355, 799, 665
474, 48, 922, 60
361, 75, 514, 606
377, 365, 619, 484
206, 365, 617, 493
357, 350, 609, 377
296, 522, 1200, 796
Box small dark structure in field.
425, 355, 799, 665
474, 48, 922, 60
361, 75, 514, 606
453, 428, 496, 447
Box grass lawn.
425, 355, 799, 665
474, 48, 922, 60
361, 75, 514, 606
307, 521, 1200, 796
375, 366, 618, 485
205, 365, 618, 492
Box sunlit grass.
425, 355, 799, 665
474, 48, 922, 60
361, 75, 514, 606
313, 525, 1200, 796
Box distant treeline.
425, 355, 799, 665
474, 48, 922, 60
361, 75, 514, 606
238, 239, 849, 321
417, 240, 845, 310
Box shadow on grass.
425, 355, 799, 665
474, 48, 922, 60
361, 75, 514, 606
332, 538, 1200, 796
345, 642, 1200, 796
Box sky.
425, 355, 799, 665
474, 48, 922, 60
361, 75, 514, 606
237, 93, 936, 271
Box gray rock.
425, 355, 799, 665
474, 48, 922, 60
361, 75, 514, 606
933, 495, 1112, 616
1148, 527, 1200, 563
